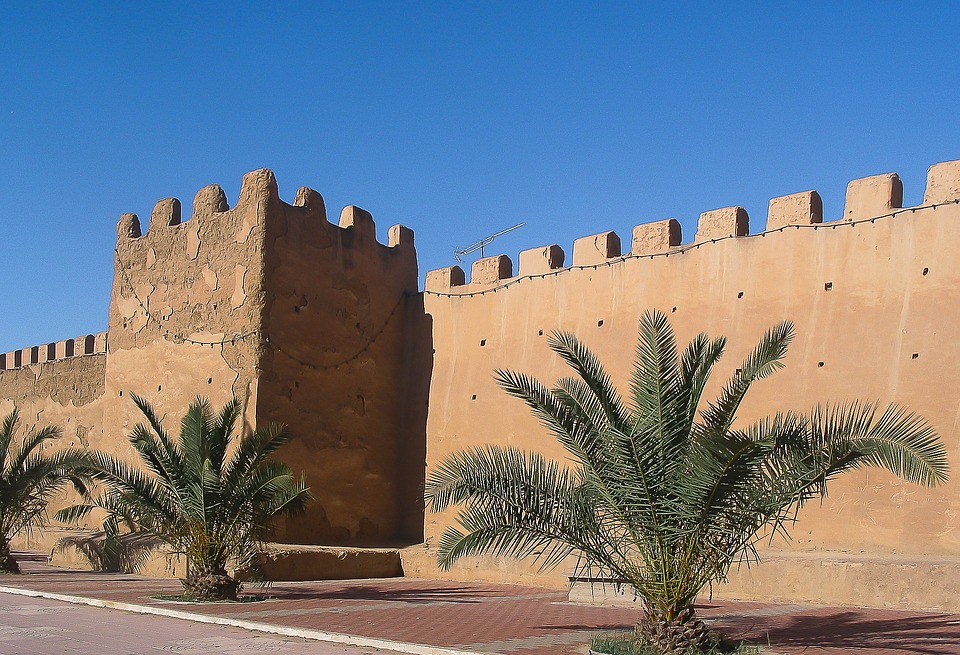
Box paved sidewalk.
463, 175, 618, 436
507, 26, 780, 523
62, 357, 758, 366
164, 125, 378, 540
1, 562, 959, 655
0, 592, 395, 655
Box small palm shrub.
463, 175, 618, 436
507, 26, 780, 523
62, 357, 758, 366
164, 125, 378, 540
0, 407, 92, 573
61, 395, 311, 600
426, 310, 949, 653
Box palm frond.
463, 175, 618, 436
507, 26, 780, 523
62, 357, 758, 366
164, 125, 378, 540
700, 321, 794, 438
548, 331, 629, 430
0, 407, 21, 474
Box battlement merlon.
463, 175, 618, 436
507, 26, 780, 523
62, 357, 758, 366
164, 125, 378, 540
0, 332, 107, 371
115, 168, 416, 256
423, 159, 960, 291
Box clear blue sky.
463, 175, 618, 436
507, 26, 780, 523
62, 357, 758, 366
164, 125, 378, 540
2, 2, 959, 353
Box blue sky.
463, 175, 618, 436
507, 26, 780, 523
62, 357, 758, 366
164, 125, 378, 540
1, 2, 959, 352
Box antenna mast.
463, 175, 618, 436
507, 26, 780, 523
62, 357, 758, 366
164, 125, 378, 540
455, 223, 525, 263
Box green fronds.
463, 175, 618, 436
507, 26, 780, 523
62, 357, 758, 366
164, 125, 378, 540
427, 312, 949, 623
68, 396, 313, 582
426, 445, 598, 572
700, 321, 794, 438
549, 331, 629, 430
0, 408, 95, 549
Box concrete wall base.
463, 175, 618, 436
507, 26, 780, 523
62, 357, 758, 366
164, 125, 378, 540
568, 551, 960, 613
254, 544, 403, 581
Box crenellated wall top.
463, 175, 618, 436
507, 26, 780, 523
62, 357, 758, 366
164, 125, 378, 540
424, 159, 960, 294
0, 333, 107, 371
115, 168, 415, 256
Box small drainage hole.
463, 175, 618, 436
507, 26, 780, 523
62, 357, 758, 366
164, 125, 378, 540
471, 394, 477, 400
922, 267, 929, 276
479, 339, 486, 347
824, 282, 833, 291
912, 353, 919, 360
737, 292, 744, 298
597, 320, 604, 327
817, 361, 825, 368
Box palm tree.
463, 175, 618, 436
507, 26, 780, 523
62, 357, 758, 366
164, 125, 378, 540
60, 395, 312, 600
425, 310, 949, 653
0, 408, 92, 573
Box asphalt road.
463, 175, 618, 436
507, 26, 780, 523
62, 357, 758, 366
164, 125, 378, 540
0, 592, 402, 655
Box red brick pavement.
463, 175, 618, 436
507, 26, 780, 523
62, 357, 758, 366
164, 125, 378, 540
1, 563, 959, 655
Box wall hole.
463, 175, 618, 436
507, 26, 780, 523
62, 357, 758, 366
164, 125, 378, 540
912, 353, 919, 359
735, 368, 742, 376
817, 361, 825, 367
471, 394, 477, 400
671, 307, 677, 313
922, 267, 929, 276
538, 329, 543, 336
158, 385, 162, 391
824, 282, 833, 291
119, 390, 123, 396
597, 320, 604, 327
479, 339, 486, 347
737, 292, 744, 299
207, 378, 213, 384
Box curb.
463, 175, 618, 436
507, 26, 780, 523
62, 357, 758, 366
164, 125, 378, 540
0, 584, 484, 655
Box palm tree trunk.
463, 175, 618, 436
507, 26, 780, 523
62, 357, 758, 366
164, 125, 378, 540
0, 538, 21, 574
180, 565, 239, 601
635, 604, 710, 653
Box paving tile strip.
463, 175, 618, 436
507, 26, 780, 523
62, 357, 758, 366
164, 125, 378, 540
2, 565, 960, 655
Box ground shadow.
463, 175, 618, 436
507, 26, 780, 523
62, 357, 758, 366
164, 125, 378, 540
252, 581, 498, 604
715, 609, 960, 655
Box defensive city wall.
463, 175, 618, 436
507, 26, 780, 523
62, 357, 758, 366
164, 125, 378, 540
2, 161, 959, 611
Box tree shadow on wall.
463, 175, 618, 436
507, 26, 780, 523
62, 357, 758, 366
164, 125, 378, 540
54, 528, 162, 574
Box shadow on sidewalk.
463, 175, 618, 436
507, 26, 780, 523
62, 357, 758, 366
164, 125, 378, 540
726, 610, 960, 655
257, 582, 505, 604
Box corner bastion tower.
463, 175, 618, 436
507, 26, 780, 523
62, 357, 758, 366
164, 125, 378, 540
2, 161, 960, 611
1, 169, 430, 565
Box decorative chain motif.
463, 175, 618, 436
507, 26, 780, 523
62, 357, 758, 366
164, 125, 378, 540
114, 249, 409, 368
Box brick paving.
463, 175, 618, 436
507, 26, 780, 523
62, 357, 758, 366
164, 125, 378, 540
1, 562, 959, 655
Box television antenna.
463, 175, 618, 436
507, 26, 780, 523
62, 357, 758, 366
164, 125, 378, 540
454, 223, 525, 263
